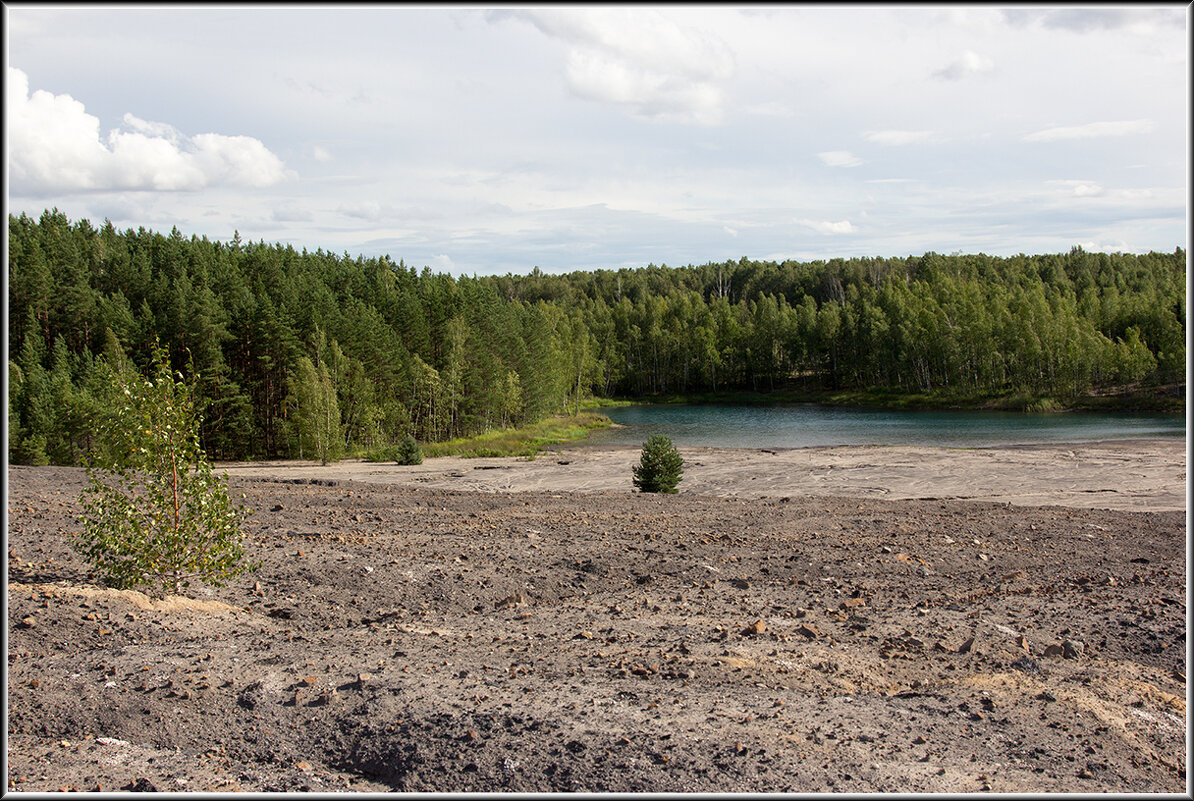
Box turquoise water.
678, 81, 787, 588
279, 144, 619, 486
585, 403, 1186, 449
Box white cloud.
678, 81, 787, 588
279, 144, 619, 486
744, 101, 795, 118
933, 50, 994, 80
863, 130, 934, 146
271, 206, 314, 223
7, 66, 290, 195
312, 145, 333, 162
1078, 239, 1131, 253
818, 151, 863, 168
1003, 8, 1184, 35
1046, 180, 1106, 199
430, 254, 457, 273
496, 8, 734, 125
339, 201, 387, 222
798, 219, 855, 234
1023, 119, 1156, 142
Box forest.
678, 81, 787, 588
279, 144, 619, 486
7, 209, 1186, 465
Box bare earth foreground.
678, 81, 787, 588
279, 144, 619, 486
6, 440, 1188, 793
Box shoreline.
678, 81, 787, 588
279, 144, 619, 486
215, 438, 1187, 512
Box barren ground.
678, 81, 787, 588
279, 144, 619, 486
6, 440, 1188, 793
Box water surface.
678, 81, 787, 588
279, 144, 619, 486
585, 403, 1185, 449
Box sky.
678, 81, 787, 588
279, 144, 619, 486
5, 4, 1189, 276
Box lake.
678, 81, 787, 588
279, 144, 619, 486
584, 403, 1186, 449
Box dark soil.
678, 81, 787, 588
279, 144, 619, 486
6, 465, 1187, 793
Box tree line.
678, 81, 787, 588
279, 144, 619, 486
8, 209, 1185, 465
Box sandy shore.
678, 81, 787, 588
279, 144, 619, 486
217, 439, 1186, 512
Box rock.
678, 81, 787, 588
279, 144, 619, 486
796, 624, 822, 640
271, 504, 284, 512
1062, 640, 1084, 660
957, 636, 976, 654
841, 597, 866, 609
495, 593, 525, 610
742, 619, 766, 636
1043, 644, 1065, 658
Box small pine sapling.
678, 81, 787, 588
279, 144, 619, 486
395, 433, 423, 465
632, 434, 684, 493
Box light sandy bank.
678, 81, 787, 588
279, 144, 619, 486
217, 439, 1186, 512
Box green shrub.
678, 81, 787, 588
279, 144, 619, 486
1023, 397, 1062, 413
632, 434, 684, 493
75, 346, 255, 597
395, 433, 423, 465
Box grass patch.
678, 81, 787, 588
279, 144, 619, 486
365, 412, 613, 462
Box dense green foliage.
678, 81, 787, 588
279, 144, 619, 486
632, 434, 684, 494
75, 345, 253, 596
394, 434, 423, 466
8, 210, 1185, 465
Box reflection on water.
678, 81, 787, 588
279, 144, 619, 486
585, 403, 1185, 449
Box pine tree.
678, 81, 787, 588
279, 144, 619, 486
395, 433, 423, 465
632, 434, 684, 494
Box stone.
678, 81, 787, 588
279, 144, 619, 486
1062, 640, 1084, 660
742, 620, 766, 636
796, 624, 822, 640
495, 593, 525, 610
1043, 644, 1065, 658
